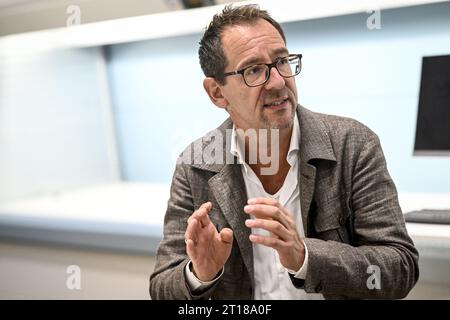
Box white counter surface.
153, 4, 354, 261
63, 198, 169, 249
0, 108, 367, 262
0, 183, 449, 256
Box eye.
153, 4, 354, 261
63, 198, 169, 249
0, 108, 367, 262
278, 57, 289, 65
245, 64, 264, 76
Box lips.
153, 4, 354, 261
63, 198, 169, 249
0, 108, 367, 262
263, 97, 289, 108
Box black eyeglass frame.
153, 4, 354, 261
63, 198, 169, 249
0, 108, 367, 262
220, 54, 303, 87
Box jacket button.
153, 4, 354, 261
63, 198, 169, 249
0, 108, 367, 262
339, 216, 346, 225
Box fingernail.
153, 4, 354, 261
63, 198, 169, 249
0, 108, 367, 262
203, 202, 211, 209
244, 205, 252, 213
247, 198, 256, 204
245, 219, 253, 227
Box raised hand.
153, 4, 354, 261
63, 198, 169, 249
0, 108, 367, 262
244, 197, 305, 272
185, 202, 233, 281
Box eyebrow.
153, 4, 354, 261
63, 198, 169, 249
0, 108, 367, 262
237, 48, 289, 70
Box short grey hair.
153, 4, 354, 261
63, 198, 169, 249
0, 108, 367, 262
198, 4, 287, 84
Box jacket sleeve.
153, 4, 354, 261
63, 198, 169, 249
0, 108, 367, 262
303, 133, 419, 299
149, 163, 219, 300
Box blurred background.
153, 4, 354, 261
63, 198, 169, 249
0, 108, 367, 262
0, 0, 449, 299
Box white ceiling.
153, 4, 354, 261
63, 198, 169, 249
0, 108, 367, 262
0, 0, 43, 9
0, 0, 238, 36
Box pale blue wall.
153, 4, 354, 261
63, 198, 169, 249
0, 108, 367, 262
0, 47, 115, 201
106, 2, 450, 193
284, 3, 450, 193
106, 35, 227, 182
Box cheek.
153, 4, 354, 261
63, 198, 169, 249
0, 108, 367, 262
287, 79, 298, 98
237, 89, 261, 109
248, 88, 264, 107
224, 85, 263, 114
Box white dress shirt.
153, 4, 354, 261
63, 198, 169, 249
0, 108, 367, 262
185, 116, 323, 299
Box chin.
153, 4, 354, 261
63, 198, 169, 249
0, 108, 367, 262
263, 105, 295, 129
270, 119, 293, 130
263, 116, 294, 130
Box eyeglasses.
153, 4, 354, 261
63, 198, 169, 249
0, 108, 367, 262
222, 54, 302, 87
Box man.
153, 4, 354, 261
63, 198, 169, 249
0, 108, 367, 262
149, 4, 419, 300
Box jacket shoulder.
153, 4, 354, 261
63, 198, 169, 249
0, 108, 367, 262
175, 117, 234, 171
309, 110, 379, 145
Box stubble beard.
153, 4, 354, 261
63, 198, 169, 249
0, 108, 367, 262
260, 98, 296, 130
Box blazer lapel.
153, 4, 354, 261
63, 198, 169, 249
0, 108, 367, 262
193, 118, 254, 286
297, 105, 337, 236
299, 161, 316, 236
208, 164, 253, 285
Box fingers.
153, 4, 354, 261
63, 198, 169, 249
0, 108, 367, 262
249, 234, 284, 250
185, 218, 200, 245
247, 197, 278, 206
185, 217, 201, 260
244, 203, 294, 229
248, 198, 292, 215
188, 202, 212, 228
244, 198, 300, 252
219, 227, 233, 245
247, 198, 294, 219
245, 218, 291, 241
185, 202, 216, 260
186, 238, 197, 260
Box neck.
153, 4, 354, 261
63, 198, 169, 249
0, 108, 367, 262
237, 125, 292, 177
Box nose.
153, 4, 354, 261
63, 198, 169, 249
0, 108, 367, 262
264, 66, 285, 90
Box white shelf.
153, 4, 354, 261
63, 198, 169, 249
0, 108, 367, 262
0, 182, 170, 254
0, 0, 447, 55
0, 182, 169, 227
406, 223, 450, 240
1, 183, 449, 255
398, 192, 450, 213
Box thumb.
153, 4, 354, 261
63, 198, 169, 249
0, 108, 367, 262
219, 228, 233, 245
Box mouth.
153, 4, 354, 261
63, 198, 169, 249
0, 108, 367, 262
263, 97, 289, 110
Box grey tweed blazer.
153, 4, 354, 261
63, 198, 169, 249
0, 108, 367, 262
149, 105, 419, 300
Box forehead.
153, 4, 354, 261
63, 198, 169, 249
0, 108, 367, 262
221, 19, 286, 68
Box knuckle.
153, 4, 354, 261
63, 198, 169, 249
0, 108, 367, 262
276, 223, 283, 233
275, 208, 282, 219
271, 238, 279, 247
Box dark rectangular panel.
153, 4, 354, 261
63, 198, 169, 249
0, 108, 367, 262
414, 55, 450, 155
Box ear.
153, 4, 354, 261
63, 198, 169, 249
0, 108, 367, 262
203, 77, 229, 109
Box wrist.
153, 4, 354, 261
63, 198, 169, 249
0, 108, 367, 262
287, 241, 306, 271
191, 263, 220, 282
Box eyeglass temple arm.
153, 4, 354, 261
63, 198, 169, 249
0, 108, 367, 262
223, 70, 242, 77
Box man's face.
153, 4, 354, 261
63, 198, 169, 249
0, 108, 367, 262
219, 19, 298, 131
